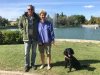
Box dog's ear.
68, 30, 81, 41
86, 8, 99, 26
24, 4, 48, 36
63, 50, 66, 55
63, 49, 67, 55
69, 48, 74, 54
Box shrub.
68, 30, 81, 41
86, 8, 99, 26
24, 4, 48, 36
0, 31, 4, 44
0, 30, 23, 44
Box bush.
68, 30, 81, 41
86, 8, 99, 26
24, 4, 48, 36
0, 30, 23, 44
0, 31, 4, 44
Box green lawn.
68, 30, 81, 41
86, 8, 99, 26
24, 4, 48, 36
0, 42, 100, 75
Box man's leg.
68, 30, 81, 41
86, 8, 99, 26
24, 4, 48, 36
24, 41, 31, 70
31, 40, 37, 67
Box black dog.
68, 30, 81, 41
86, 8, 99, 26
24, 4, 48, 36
64, 48, 81, 72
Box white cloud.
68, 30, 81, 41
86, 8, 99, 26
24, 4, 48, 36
84, 5, 95, 9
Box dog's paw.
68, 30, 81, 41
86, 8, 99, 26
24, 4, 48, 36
67, 70, 71, 73
65, 66, 68, 68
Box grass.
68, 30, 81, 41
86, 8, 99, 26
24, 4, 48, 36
0, 41, 100, 75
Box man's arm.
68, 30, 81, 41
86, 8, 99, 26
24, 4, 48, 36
18, 16, 23, 32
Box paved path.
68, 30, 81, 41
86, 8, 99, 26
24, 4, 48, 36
0, 70, 38, 75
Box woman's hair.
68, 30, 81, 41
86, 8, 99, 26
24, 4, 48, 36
39, 10, 47, 16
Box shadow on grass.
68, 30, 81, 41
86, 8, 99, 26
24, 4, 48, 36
51, 59, 100, 71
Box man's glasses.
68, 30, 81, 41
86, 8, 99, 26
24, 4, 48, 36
28, 9, 33, 11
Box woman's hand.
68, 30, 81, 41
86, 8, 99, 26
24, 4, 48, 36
38, 42, 42, 45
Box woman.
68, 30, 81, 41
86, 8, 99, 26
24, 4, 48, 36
38, 10, 55, 70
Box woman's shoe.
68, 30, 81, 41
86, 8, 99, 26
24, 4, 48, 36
47, 65, 51, 70
39, 65, 44, 69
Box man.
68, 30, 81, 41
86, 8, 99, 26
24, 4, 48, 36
19, 5, 39, 72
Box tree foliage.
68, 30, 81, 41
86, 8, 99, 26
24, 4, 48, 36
54, 13, 86, 27
0, 16, 10, 27
89, 16, 100, 25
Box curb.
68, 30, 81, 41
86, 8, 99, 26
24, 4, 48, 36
0, 70, 36, 75
55, 39, 100, 43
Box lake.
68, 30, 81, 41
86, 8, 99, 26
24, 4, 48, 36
54, 27, 100, 41
1, 27, 100, 41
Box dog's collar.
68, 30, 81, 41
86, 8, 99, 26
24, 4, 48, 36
65, 56, 69, 59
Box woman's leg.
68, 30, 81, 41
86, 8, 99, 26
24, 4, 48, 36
46, 44, 51, 70
40, 51, 45, 65
39, 45, 45, 69
47, 54, 51, 70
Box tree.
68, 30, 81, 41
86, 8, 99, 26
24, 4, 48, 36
53, 13, 60, 27
0, 16, 10, 27
89, 16, 96, 24
46, 15, 53, 24
71, 15, 86, 24
89, 16, 100, 25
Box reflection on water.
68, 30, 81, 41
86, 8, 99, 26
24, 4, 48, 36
54, 27, 100, 41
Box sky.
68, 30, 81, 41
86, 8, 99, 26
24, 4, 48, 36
0, 0, 100, 20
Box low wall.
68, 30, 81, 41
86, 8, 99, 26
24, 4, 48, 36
55, 39, 100, 43
82, 25, 99, 28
